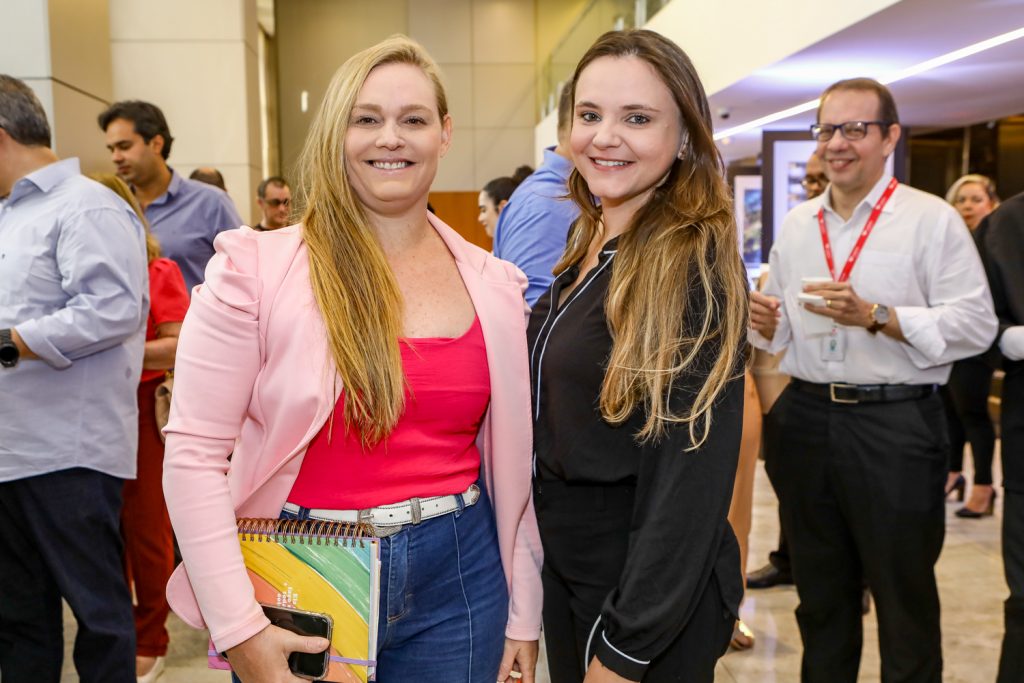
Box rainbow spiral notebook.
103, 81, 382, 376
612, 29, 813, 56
208, 518, 381, 682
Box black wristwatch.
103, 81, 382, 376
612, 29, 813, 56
0, 329, 20, 368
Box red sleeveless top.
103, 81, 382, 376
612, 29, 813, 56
288, 316, 489, 509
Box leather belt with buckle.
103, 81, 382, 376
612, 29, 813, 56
282, 483, 481, 537
792, 379, 937, 404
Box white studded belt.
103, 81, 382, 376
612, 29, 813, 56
282, 483, 480, 536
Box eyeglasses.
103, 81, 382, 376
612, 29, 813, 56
801, 174, 827, 190
810, 120, 889, 142
265, 198, 290, 208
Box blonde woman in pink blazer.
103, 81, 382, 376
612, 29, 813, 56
162, 36, 542, 683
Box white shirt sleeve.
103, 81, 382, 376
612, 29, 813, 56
749, 242, 792, 354
1001, 326, 1024, 361
894, 210, 997, 368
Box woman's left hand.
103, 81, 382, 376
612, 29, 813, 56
497, 638, 539, 682
582, 656, 637, 683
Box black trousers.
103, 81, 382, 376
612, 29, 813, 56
534, 480, 732, 683
0, 468, 136, 683
765, 385, 946, 683
941, 357, 996, 484
999, 368, 1024, 682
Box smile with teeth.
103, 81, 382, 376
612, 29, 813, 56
593, 158, 631, 168
370, 160, 411, 170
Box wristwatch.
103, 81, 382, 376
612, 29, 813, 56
0, 329, 19, 368
867, 304, 890, 334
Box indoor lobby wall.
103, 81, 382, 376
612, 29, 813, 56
275, 0, 537, 248
0, 0, 114, 174
108, 0, 263, 224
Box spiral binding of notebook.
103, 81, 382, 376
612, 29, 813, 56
237, 517, 374, 547
208, 517, 381, 682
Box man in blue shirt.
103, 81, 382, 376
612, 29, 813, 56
99, 100, 243, 292
493, 82, 578, 306
0, 75, 148, 683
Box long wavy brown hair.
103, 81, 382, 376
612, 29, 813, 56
556, 29, 748, 448
297, 35, 449, 444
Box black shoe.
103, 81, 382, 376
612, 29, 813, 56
956, 488, 997, 518
746, 563, 793, 589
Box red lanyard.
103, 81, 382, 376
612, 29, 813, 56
817, 177, 898, 282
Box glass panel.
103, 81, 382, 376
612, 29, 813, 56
535, 0, 672, 123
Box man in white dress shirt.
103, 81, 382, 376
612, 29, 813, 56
749, 78, 996, 683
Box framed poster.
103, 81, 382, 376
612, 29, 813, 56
761, 129, 907, 257
733, 174, 763, 270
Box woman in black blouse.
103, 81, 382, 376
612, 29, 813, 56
527, 30, 748, 683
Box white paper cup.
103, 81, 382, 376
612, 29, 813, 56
801, 276, 833, 289
798, 302, 834, 336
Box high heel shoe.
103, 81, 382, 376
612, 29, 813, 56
956, 488, 996, 518
945, 474, 966, 502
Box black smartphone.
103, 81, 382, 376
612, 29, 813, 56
261, 604, 333, 680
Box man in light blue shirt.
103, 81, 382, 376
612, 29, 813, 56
493, 82, 579, 306
99, 100, 243, 292
0, 75, 147, 683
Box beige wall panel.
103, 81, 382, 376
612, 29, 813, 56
409, 0, 471, 64
20, 78, 55, 132
472, 125, 533, 188
0, 1, 51, 77
472, 63, 533, 128
51, 81, 115, 174
275, 0, 408, 176
433, 128, 476, 192
109, 0, 245, 41
471, 0, 533, 64
242, 0, 259, 53
438, 63, 473, 133
111, 42, 252, 167
48, 0, 113, 102
245, 41, 262, 168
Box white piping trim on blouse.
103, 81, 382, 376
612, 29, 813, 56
601, 631, 651, 665
531, 253, 616, 422
583, 615, 602, 671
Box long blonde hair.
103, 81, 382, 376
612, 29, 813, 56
558, 30, 748, 448
297, 35, 449, 444
88, 172, 161, 263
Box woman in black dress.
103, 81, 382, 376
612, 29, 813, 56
527, 29, 748, 683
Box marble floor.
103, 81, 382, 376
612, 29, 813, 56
59, 455, 1005, 682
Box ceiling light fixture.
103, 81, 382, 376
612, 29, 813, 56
713, 25, 1024, 141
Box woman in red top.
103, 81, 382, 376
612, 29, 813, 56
91, 174, 189, 683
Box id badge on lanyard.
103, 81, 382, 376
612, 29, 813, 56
816, 178, 898, 362
822, 326, 846, 361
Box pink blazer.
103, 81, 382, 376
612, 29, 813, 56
162, 214, 543, 652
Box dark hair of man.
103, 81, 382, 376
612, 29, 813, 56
0, 75, 52, 147
817, 77, 900, 137
257, 175, 289, 199
97, 100, 175, 160
483, 166, 533, 205
189, 167, 225, 190
556, 77, 575, 139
